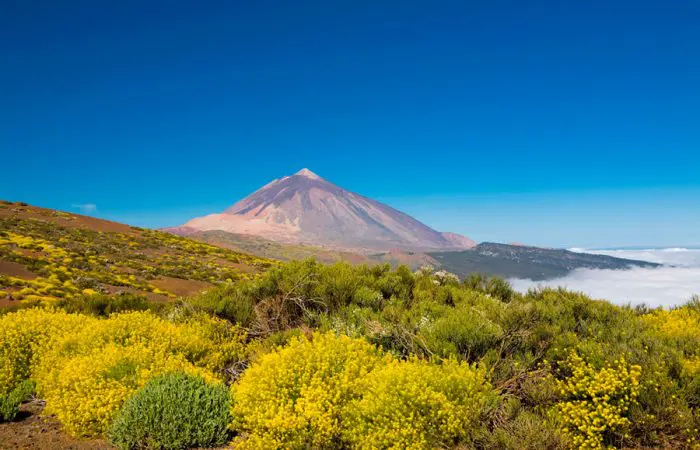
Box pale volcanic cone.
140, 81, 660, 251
167, 169, 475, 252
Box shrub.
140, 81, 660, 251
56, 293, 159, 317
553, 353, 641, 449
0, 308, 88, 395
33, 311, 245, 436
485, 409, 569, 450
109, 372, 231, 450
464, 273, 516, 302
342, 359, 498, 449
231, 332, 385, 448
0, 379, 35, 422
37, 342, 218, 436
185, 283, 256, 327
420, 305, 503, 360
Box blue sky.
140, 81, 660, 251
1, 0, 698, 247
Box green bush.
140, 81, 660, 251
420, 305, 503, 360
56, 293, 159, 317
464, 273, 517, 302
485, 409, 569, 450
0, 379, 35, 422
109, 372, 231, 450
185, 283, 255, 326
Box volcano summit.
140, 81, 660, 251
167, 169, 475, 252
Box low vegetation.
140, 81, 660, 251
1, 257, 698, 449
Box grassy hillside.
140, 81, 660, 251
0, 201, 275, 309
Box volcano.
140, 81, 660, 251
167, 169, 475, 252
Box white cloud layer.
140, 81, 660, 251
510, 248, 700, 308
569, 247, 700, 268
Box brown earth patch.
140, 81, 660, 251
150, 277, 212, 297
0, 296, 19, 309
0, 400, 113, 450
0, 204, 135, 235
0, 260, 37, 279
102, 285, 171, 302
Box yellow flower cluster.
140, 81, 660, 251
0, 308, 88, 395
38, 343, 215, 435
1, 217, 275, 302
0, 309, 247, 436
643, 306, 700, 341
343, 358, 497, 449
232, 332, 386, 448
682, 356, 700, 377
554, 353, 641, 450
643, 306, 700, 378
231, 333, 496, 449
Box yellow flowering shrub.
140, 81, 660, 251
0, 308, 88, 395
1, 309, 247, 437
37, 311, 246, 377
37, 343, 216, 436
32, 311, 247, 436
342, 358, 498, 449
231, 332, 387, 448
643, 306, 700, 341
643, 306, 700, 378
554, 353, 641, 449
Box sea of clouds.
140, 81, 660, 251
509, 248, 700, 308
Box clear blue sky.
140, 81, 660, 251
1, 1, 698, 247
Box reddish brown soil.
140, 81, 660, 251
0, 204, 135, 235
0, 260, 37, 279
150, 277, 212, 297
0, 400, 113, 450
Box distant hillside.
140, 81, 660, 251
0, 201, 275, 308
428, 242, 660, 281
190, 230, 371, 264
167, 168, 475, 252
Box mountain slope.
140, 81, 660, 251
0, 201, 274, 308
428, 242, 661, 281
190, 229, 371, 264
169, 169, 474, 252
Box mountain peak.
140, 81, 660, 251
294, 168, 321, 179
177, 170, 475, 252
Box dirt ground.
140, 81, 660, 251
0, 400, 112, 450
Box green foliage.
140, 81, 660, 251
184, 283, 255, 327
109, 372, 231, 450
56, 292, 161, 317
463, 272, 517, 302
420, 304, 503, 360
0, 379, 35, 422
485, 407, 569, 450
